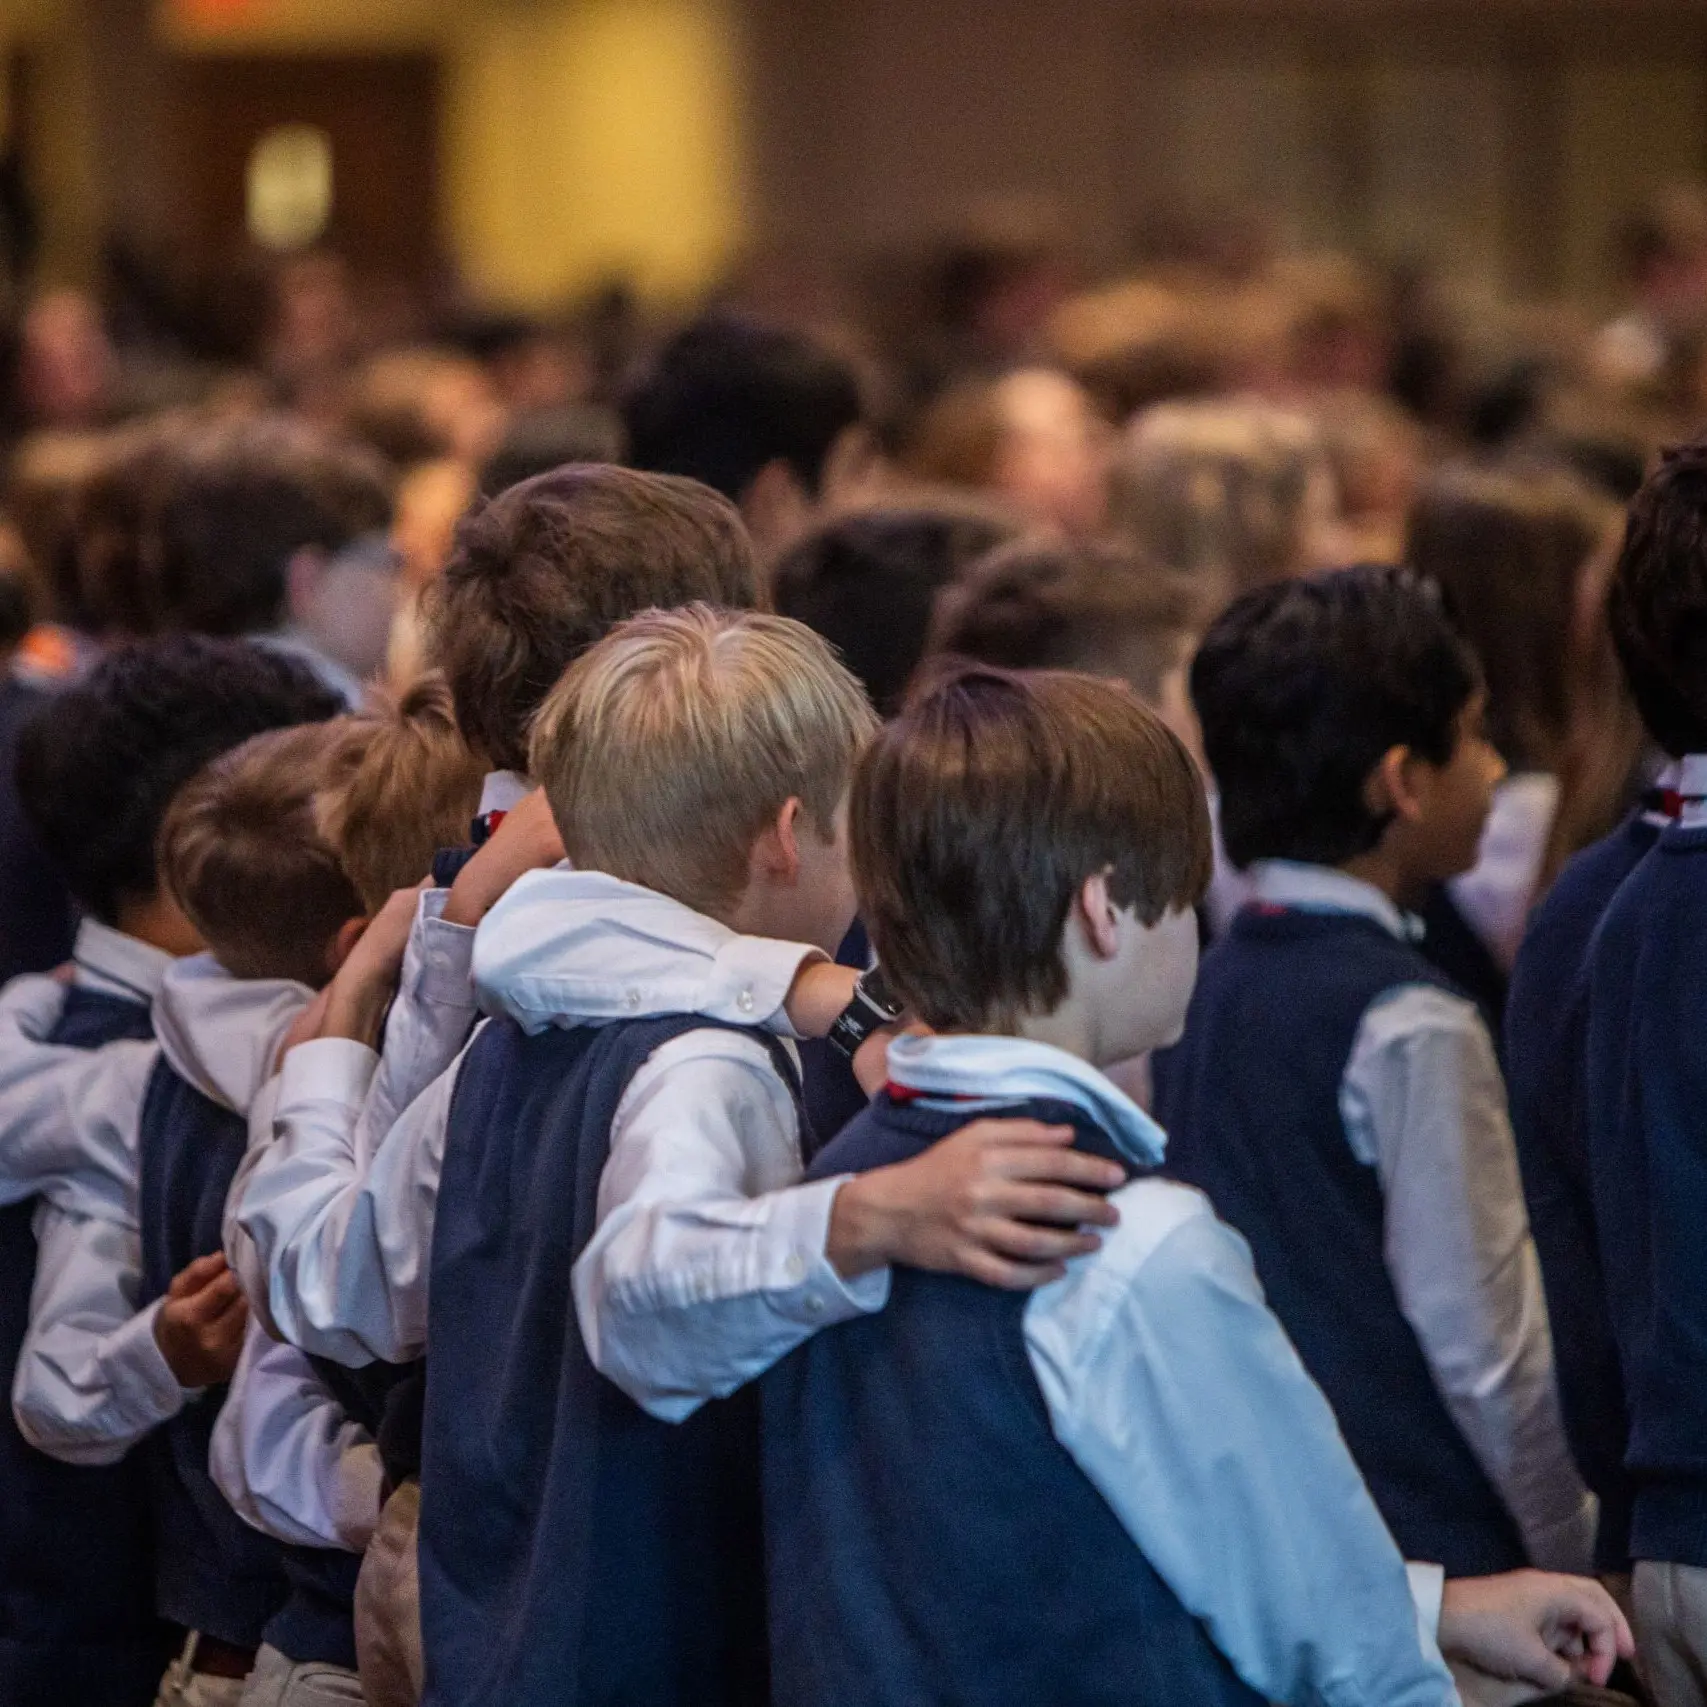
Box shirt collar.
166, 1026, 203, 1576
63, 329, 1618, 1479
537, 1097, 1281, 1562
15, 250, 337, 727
885, 1032, 1166, 1170
72, 918, 174, 1005
1249, 860, 1416, 941
478, 770, 531, 820
1675, 756, 1707, 829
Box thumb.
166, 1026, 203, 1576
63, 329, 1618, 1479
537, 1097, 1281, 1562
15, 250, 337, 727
1505, 1634, 1574, 1693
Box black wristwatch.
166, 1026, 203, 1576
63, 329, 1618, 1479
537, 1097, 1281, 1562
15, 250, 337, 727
826, 963, 904, 1060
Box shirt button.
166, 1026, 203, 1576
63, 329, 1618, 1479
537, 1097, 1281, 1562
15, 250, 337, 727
624, 989, 641, 1010
737, 987, 755, 1014
803, 1294, 824, 1317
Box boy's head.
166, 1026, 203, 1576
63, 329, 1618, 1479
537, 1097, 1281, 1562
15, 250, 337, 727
529, 604, 877, 953
15, 636, 342, 944
927, 537, 1200, 754
622, 315, 864, 559
427, 463, 759, 775
1193, 567, 1500, 885
318, 673, 486, 913
852, 663, 1210, 1060
1608, 436, 1707, 758
158, 720, 368, 988
152, 415, 394, 637
771, 502, 1016, 715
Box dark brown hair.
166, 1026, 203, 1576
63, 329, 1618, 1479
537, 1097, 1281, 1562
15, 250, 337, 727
851, 663, 1211, 1030
927, 537, 1199, 705
159, 721, 366, 988
425, 463, 760, 773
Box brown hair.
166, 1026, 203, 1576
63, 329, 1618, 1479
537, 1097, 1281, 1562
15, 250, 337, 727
530, 604, 877, 918
852, 663, 1211, 1031
927, 538, 1199, 706
426, 464, 761, 773
158, 721, 366, 988
319, 673, 486, 912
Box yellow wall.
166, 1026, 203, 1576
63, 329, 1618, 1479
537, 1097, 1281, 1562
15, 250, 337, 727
0, 0, 749, 307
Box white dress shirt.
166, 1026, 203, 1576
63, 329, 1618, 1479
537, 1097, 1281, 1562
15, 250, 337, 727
1675, 753, 1707, 829
237, 871, 841, 1377
1249, 860, 1596, 1574
1447, 772, 1561, 973
887, 1031, 1457, 1707
209, 1319, 383, 1553
10, 959, 310, 1464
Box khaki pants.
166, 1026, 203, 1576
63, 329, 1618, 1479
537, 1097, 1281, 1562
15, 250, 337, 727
237, 1643, 363, 1707
1636, 1560, 1707, 1707
154, 1635, 249, 1707
354, 1480, 423, 1707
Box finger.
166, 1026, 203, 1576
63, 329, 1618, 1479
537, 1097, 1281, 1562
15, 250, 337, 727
957, 1121, 1077, 1148
1509, 1638, 1573, 1693
980, 1181, 1121, 1228
971, 1219, 1103, 1263
178, 1272, 243, 1322
962, 1251, 1069, 1291
168, 1253, 229, 1299
987, 1146, 1127, 1195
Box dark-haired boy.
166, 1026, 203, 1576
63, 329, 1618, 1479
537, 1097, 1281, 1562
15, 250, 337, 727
1154, 567, 1595, 1582
763, 659, 1627, 1706
0, 637, 339, 1707
1583, 436, 1707, 1707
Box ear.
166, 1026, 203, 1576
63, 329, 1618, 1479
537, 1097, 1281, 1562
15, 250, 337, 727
326, 914, 370, 978
1362, 744, 1427, 824
747, 797, 804, 889
285, 546, 328, 624
1074, 869, 1122, 962
740, 459, 813, 559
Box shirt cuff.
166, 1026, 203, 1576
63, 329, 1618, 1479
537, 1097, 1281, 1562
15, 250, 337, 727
408, 891, 477, 1011
106, 1297, 198, 1423
767, 1175, 891, 1323
712, 936, 823, 1037
1406, 1560, 1445, 1646
278, 1036, 379, 1112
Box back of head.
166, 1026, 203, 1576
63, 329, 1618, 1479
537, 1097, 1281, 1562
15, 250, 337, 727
852, 663, 1210, 1031
15, 635, 342, 924
928, 537, 1198, 705
1407, 461, 1615, 772
1610, 435, 1707, 757
1109, 397, 1331, 610
1192, 566, 1481, 868
6, 428, 120, 629
320, 672, 486, 911
427, 463, 760, 773
771, 502, 1017, 714
529, 604, 877, 919
622, 314, 862, 503
153, 415, 394, 636
158, 720, 366, 987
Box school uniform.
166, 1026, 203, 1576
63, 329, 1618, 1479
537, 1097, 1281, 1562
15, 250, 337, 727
1506, 788, 1675, 1572
5, 956, 313, 1703
1583, 755, 1707, 1707
763, 1033, 1458, 1707
1153, 862, 1594, 1579
0, 922, 171, 1707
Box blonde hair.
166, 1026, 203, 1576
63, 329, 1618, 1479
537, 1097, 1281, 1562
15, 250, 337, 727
159, 721, 365, 988
1108, 397, 1332, 610
529, 604, 878, 917
319, 673, 485, 912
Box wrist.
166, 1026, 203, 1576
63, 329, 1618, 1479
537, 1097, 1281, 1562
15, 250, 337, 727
825, 1172, 900, 1280
784, 958, 854, 1039
442, 869, 501, 929
320, 981, 392, 1048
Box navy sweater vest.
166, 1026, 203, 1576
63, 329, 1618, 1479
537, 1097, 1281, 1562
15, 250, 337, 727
420, 1014, 781, 1707
135, 1061, 289, 1648
1154, 907, 1528, 1577
1506, 813, 1655, 1569
0, 987, 169, 1707
763, 1091, 1263, 1707
1584, 823, 1707, 1567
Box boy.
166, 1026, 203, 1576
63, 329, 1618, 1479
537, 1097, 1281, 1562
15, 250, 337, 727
1153, 567, 1594, 1578
1584, 435, 1707, 1707
0, 636, 340, 1707
761, 659, 1628, 1706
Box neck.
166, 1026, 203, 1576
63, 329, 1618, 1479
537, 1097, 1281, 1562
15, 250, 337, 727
1012, 998, 1100, 1066
112, 893, 200, 958
1337, 848, 1421, 910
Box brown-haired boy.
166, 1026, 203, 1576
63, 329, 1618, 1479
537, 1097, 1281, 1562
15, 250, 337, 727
761, 661, 1631, 1707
